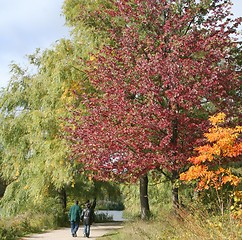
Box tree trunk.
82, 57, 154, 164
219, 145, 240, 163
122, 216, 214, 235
59, 187, 67, 212
139, 173, 150, 220
171, 114, 179, 213
171, 170, 179, 213
172, 185, 179, 209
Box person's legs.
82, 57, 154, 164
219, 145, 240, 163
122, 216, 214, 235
86, 225, 90, 238
83, 224, 87, 237
73, 221, 79, 236
70, 221, 75, 236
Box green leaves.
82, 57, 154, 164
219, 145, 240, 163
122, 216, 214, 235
0, 41, 77, 216
0, 0, 124, 217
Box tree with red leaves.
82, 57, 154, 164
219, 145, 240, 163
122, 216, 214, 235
66, 0, 241, 219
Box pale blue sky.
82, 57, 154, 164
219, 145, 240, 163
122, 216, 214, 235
0, 0, 69, 89
0, 0, 241, 90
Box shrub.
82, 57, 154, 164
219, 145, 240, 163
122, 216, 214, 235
0, 210, 64, 240
94, 212, 113, 222
97, 201, 125, 211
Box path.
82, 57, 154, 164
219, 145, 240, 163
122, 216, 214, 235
22, 222, 123, 240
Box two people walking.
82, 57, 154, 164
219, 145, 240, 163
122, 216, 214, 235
68, 199, 95, 238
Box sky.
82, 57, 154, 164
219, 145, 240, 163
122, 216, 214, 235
0, 0, 241, 90
0, 0, 69, 90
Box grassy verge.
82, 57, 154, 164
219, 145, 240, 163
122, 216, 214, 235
98, 209, 242, 240
0, 211, 65, 240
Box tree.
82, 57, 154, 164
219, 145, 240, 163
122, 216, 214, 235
66, 0, 241, 218
180, 112, 241, 215
0, 0, 125, 216
62, 0, 112, 56
0, 39, 81, 216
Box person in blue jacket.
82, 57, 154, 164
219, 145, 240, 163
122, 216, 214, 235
68, 200, 82, 237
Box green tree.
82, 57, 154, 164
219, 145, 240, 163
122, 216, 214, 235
0, 0, 124, 216
0, 41, 79, 216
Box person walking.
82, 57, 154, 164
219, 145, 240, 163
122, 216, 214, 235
81, 202, 95, 238
68, 200, 82, 237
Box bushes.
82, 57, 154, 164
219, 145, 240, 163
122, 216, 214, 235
94, 212, 113, 222
97, 201, 125, 211
0, 215, 32, 240
0, 211, 63, 240
0, 226, 19, 240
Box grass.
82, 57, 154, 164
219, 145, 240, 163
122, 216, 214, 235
0, 209, 119, 239
1, 205, 240, 240
97, 208, 242, 240
0, 211, 64, 240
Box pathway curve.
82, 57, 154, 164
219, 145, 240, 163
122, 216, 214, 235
21, 222, 123, 240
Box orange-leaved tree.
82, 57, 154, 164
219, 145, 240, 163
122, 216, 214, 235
180, 112, 242, 215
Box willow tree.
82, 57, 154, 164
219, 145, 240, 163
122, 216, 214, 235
66, 0, 241, 219
0, 0, 123, 216
0, 39, 81, 216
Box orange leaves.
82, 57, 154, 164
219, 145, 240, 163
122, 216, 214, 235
209, 112, 226, 126
180, 165, 239, 191
180, 112, 241, 191
191, 114, 242, 165
180, 165, 208, 181
189, 144, 216, 164
221, 174, 240, 186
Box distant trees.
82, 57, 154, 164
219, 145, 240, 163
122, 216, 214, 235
65, 0, 241, 218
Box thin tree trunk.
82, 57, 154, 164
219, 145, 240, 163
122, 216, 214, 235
172, 185, 179, 209
160, 169, 180, 212
139, 173, 150, 220
171, 170, 179, 213
171, 114, 179, 213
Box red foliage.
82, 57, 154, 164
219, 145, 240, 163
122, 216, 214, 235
66, 0, 241, 182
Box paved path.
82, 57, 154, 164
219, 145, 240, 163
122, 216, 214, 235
21, 222, 123, 240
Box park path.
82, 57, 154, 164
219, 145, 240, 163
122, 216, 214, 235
21, 222, 123, 240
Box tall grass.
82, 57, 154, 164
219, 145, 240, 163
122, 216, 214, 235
0, 211, 65, 240
99, 208, 242, 240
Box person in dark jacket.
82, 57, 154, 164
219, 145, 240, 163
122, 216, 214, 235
81, 202, 95, 238
68, 200, 82, 237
